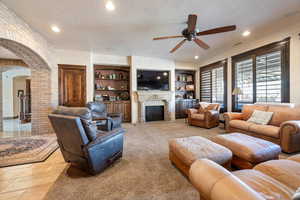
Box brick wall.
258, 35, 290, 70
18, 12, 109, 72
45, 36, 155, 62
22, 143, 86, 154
0, 2, 57, 135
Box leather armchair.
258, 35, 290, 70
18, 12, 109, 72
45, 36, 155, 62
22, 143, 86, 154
48, 106, 125, 175
86, 101, 122, 131
187, 103, 220, 129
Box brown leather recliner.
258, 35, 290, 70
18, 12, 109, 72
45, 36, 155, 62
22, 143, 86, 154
189, 154, 300, 200
224, 104, 300, 153
187, 103, 220, 129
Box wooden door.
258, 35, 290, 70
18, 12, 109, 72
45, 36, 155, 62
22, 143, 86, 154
59, 65, 86, 107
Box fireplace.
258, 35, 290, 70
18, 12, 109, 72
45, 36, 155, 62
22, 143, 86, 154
136, 91, 174, 123
145, 106, 164, 122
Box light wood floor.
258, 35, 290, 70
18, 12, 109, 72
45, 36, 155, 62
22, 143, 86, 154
0, 150, 67, 200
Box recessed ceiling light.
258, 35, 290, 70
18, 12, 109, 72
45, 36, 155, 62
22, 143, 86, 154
51, 25, 60, 33
106, 1, 115, 11
242, 30, 251, 37
194, 56, 199, 60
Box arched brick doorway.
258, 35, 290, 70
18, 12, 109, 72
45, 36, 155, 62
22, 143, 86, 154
0, 38, 52, 135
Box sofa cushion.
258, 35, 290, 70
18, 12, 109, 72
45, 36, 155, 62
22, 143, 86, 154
267, 106, 300, 127
234, 169, 294, 200
242, 104, 268, 121
254, 160, 300, 191
191, 113, 205, 120
248, 124, 280, 139
229, 120, 253, 131
247, 110, 274, 125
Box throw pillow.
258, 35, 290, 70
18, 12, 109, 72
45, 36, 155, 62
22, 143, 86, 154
198, 102, 210, 113
247, 110, 274, 125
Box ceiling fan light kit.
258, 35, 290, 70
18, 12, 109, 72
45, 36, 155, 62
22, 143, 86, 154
153, 14, 237, 54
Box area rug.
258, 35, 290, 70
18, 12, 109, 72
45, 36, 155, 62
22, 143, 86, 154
43, 121, 223, 200
0, 134, 58, 167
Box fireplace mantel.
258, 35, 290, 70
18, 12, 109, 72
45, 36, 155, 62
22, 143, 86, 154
136, 91, 174, 122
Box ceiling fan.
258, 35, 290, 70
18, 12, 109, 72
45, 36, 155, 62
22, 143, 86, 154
153, 14, 237, 53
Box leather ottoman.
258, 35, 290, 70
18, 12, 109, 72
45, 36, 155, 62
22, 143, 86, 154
169, 136, 232, 176
213, 133, 281, 169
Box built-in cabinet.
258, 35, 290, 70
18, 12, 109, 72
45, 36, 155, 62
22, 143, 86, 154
93, 65, 131, 122
103, 101, 131, 122
175, 99, 199, 119
175, 70, 198, 119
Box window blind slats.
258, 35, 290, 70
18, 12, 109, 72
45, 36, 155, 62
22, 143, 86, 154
200, 65, 225, 107
256, 51, 281, 103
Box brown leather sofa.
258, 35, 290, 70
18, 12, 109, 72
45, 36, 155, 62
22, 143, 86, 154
224, 104, 300, 153
189, 154, 300, 200
187, 103, 220, 129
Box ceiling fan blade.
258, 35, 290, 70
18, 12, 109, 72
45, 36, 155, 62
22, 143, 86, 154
197, 25, 237, 36
187, 14, 197, 33
170, 39, 187, 53
153, 35, 183, 40
194, 38, 210, 49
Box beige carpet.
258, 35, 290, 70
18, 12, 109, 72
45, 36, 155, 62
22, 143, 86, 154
44, 120, 224, 200
0, 134, 58, 167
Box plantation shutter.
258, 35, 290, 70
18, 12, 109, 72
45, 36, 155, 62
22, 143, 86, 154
200, 70, 212, 102
200, 60, 227, 111
256, 51, 281, 102
211, 67, 224, 104
235, 59, 254, 105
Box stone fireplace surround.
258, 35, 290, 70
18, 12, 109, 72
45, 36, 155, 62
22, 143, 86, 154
136, 91, 174, 123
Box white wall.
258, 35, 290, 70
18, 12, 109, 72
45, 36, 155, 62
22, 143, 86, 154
198, 22, 300, 111
2, 67, 30, 118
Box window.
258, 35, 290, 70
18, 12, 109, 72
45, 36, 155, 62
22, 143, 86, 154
232, 38, 290, 111
200, 60, 227, 111
256, 51, 281, 102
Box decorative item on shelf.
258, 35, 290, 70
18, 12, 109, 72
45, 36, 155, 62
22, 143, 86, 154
107, 86, 115, 90
101, 74, 105, 79
116, 96, 120, 101
187, 75, 193, 82
176, 94, 183, 99
120, 91, 130, 100
95, 71, 100, 79
110, 96, 116, 101
95, 83, 100, 90
186, 85, 194, 91
102, 94, 110, 101
95, 94, 103, 102
119, 73, 124, 80
186, 94, 194, 99
120, 85, 128, 90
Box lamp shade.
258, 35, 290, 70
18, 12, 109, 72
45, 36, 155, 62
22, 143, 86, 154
232, 88, 243, 95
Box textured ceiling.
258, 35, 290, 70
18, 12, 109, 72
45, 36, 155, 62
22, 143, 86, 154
2, 0, 300, 62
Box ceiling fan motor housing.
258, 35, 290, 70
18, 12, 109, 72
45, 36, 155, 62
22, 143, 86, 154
182, 28, 196, 41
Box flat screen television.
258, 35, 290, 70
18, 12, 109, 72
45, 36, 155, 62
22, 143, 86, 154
137, 70, 169, 91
